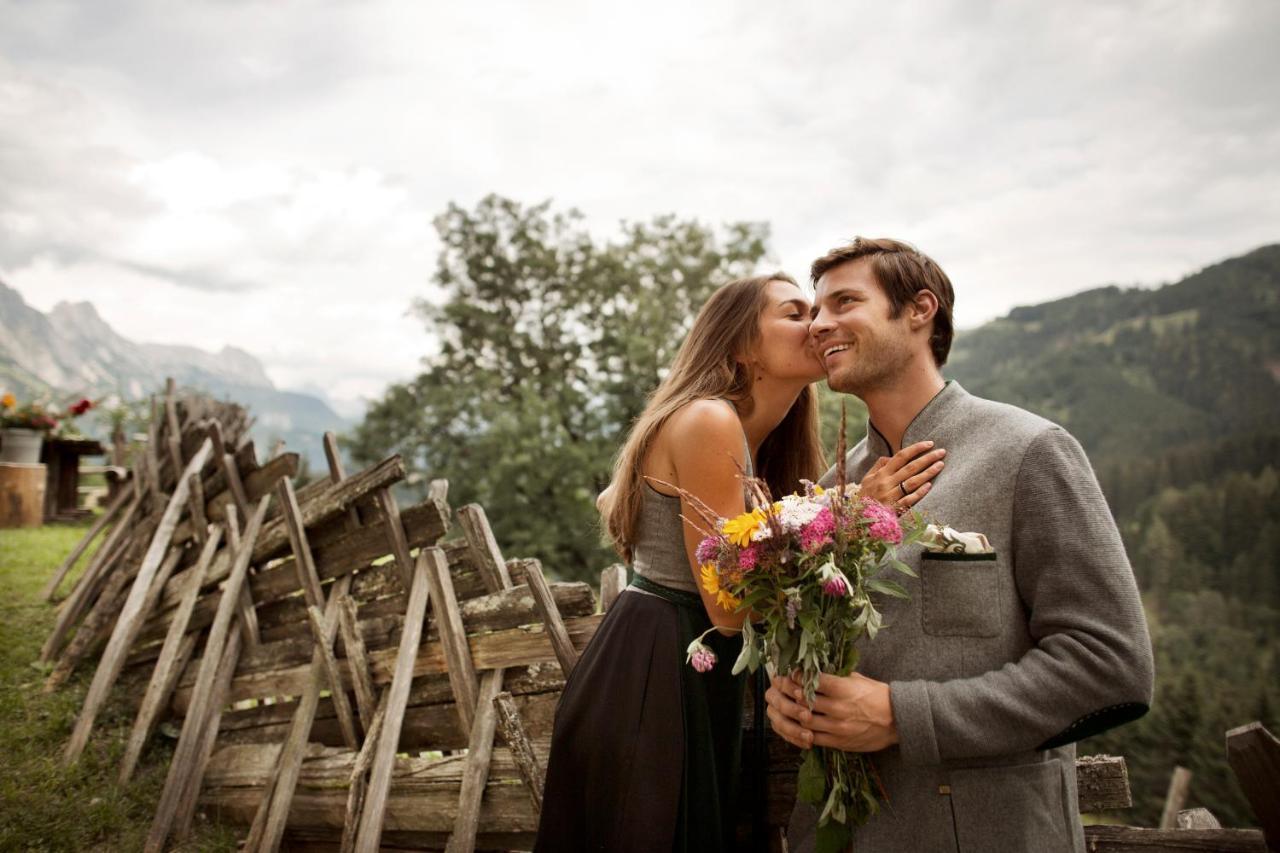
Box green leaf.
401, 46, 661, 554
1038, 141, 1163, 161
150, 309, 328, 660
889, 558, 917, 579
797, 748, 827, 805
867, 578, 910, 599
866, 606, 883, 640
814, 818, 852, 853
731, 640, 754, 676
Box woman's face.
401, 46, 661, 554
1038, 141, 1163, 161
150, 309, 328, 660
750, 279, 825, 384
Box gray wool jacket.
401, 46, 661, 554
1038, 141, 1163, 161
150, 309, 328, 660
790, 381, 1155, 853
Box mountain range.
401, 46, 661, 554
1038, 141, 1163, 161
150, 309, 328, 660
0, 279, 348, 467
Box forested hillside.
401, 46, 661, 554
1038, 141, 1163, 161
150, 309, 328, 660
947, 245, 1280, 826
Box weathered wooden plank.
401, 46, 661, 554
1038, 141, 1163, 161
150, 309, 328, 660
600, 564, 627, 613
447, 669, 504, 853
174, 613, 604, 711
43, 563, 133, 693
1076, 754, 1132, 813
340, 692, 387, 853
186, 470, 208, 546
119, 631, 198, 783
493, 691, 544, 812
1226, 721, 1280, 848
252, 456, 407, 563
323, 432, 362, 531
172, 626, 242, 843
338, 596, 378, 729
515, 558, 578, 679
279, 476, 327, 608
62, 439, 213, 765
1159, 766, 1192, 830
457, 504, 512, 593
41, 487, 128, 601
421, 547, 479, 732
353, 551, 433, 853
376, 488, 416, 589
1081, 825, 1266, 852
308, 605, 360, 748
1177, 808, 1222, 830
41, 494, 141, 661
143, 494, 268, 852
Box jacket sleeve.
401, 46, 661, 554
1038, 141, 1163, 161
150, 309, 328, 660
889, 426, 1155, 765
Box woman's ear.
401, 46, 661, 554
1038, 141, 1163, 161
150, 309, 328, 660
908, 289, 939, 330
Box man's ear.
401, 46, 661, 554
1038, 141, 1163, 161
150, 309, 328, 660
908, 289, 939, 331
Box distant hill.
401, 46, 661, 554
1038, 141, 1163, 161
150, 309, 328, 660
0, 279, 348, 467
947, 244, 1280, 461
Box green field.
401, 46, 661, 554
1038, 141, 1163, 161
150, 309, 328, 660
0, 521, 236, 852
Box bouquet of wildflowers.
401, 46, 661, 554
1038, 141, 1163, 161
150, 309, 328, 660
671, 416, 925, 853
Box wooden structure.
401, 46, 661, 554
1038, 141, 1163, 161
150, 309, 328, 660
0, 461, 47, 528
41, 436, 106, 522
40, 379, 1278, 851
42, 379, 604, 851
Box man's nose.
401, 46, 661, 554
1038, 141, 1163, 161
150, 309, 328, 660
809, 309, 835, 340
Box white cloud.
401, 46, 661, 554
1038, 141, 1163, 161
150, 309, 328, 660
1, 0, 1278, 413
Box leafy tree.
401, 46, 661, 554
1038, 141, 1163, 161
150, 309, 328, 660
347, 195, 770, 582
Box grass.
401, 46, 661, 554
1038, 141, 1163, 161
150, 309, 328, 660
0, 520, 238, 852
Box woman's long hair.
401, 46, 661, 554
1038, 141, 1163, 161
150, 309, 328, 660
603, 273, 825, 561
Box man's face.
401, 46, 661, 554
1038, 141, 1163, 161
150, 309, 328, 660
808, 258, 914, 396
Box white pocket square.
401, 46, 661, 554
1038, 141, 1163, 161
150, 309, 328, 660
921, 523, 994, 554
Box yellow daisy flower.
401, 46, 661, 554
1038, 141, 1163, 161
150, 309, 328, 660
700, 563, 720, 596
716, 587, 742, 612
721, 508, 766, 548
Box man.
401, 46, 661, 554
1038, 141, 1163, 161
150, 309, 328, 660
765, 238, 1154, 852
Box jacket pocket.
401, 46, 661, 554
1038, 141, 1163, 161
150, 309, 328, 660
948, 759, 1076, 853
921, 552, 1001, 638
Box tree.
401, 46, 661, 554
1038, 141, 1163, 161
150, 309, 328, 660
347, 195, 770, 582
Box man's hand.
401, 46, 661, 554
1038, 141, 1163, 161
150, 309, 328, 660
765, 672, 900, 753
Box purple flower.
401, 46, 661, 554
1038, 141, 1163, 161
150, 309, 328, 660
862, 500, 903, 545
800, 507, 835, 552
785, 592, 801, 629
738, 544, 760, 572
687, 636, 718, 673
695, 535, 719, 565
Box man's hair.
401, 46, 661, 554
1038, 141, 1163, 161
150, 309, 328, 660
810, 237, 956, 367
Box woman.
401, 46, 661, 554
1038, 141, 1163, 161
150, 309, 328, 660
533, 273, 945, 852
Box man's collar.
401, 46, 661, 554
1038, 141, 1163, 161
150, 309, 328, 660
865, 380, 966, 457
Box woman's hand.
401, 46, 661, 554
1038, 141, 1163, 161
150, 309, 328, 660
857, 440, 946, 511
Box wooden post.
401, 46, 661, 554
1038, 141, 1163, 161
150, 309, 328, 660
340, 692, 389, 853
493, 691, 544, 811
446, 669, 505, 853
421, 547, 480, 731
1159, 766, 1193, 830
306, 604, 361, 748
519, 558, 579, 678
63, 439, 213, 765
338, 596, 379, 729
323, 432, 361, 530
457, 504, 512, 591
144, 494, 269, 852
1177, 808, 1222, 829
40, 487, 128, 601
427, 479, 449, 503
599, 564, 627, 613
1226, 722, 1280, 848
277, 477, 326, 608
376, 487, 416, 589
353, 550, 433, 853
40, 494, 140, 662
209, 419, 250, 524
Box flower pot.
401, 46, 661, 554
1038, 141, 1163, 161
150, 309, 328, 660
0, 428, 44, 464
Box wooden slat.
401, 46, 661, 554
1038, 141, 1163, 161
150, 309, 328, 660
600, 564, 627, 613
494, 691, 544, 812
422, 547, 479, 731
307, 605, 360, 748
341, 692, 388, 853
1082, 825, 1266, 851
41, 494, 140, 661
278, 477, 327, 608
338, 596, 378, 729
1226, 721, 1280, 848
171, 627, 243, 843
447, 670, 504, 853
143, 493, 269, 852
457, 504, 512, 593
353, 551, 432, 853
1159, 766, 1192, 830
40, 487, 128, 601
376, 488, 415, 589
517, 558, 579, 678
323, 432, 361, 530
209, 419, 251, 524
62, 438, 213, 765
42, 564, 132, 693
1076, 754, 1132, 813
119, 631, 198, 783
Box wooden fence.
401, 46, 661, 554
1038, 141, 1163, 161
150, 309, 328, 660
40, 380, 1279, 852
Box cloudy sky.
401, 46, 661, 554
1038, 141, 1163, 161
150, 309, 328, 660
2, 0, 1278, 418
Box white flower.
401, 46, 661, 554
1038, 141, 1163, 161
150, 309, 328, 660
775, 494, 824, 532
